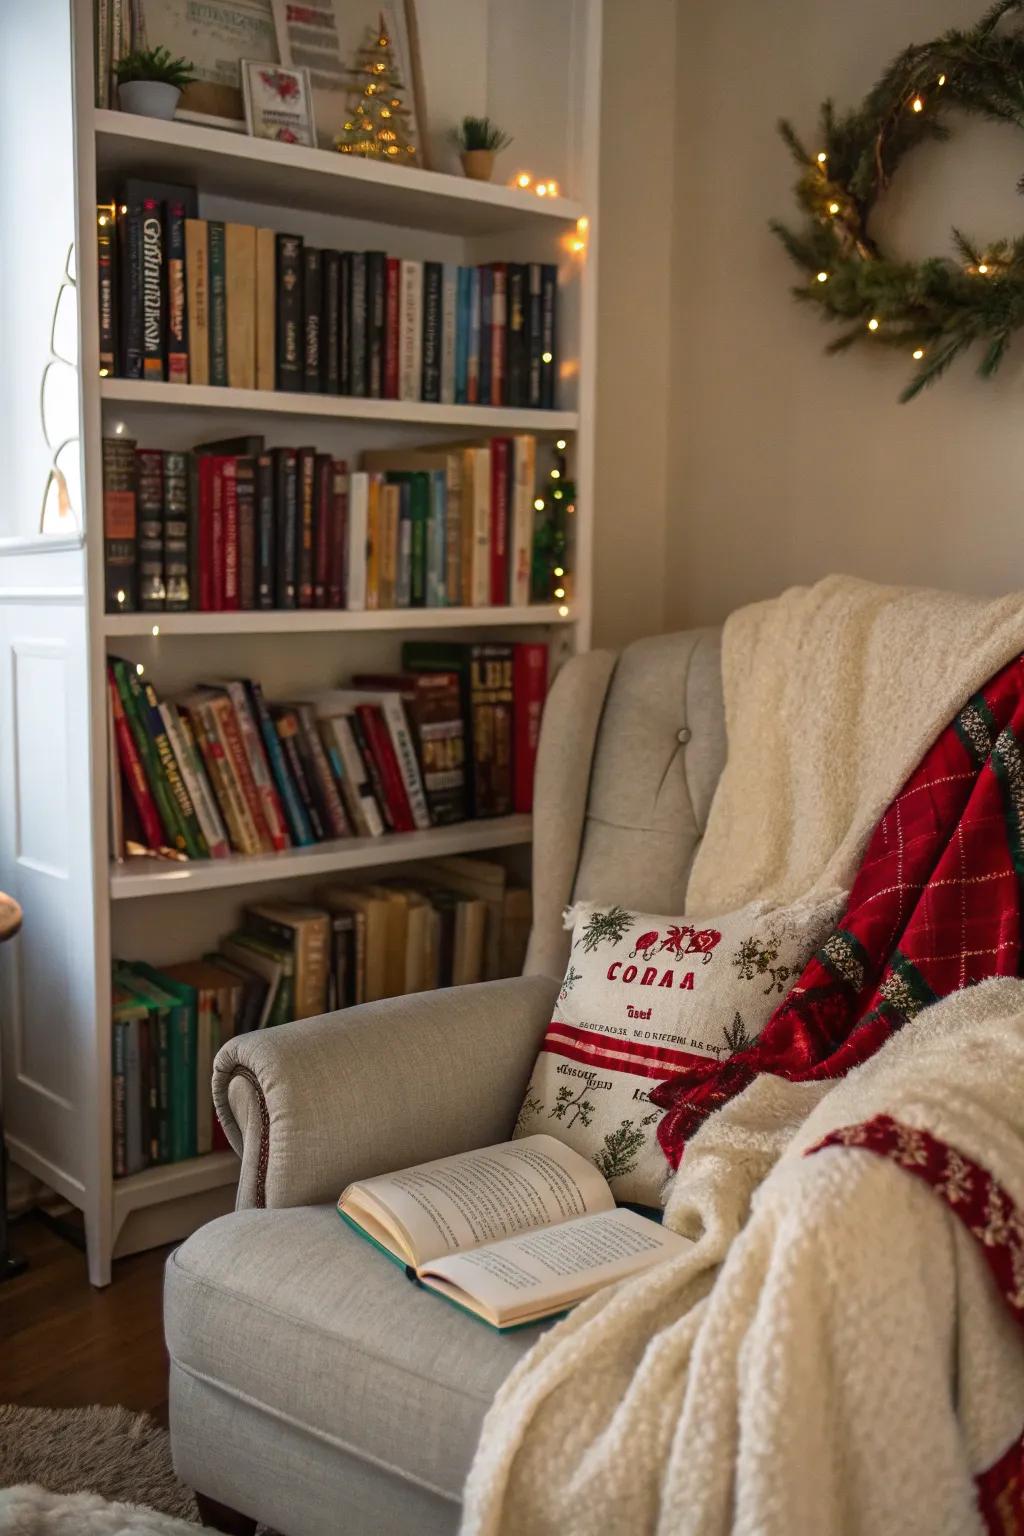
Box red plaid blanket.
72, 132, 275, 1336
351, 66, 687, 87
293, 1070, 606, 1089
653, 653, 1024, 1169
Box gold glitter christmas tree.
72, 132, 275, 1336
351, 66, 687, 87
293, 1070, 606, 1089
335, 15, 418, 163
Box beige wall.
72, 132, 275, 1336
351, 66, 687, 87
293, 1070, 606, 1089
591, 0, 678, 648
593, 0, 1024, 640
666, 0, 1024, 629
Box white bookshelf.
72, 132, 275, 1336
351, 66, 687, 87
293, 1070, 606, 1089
0, 0, 600, 1285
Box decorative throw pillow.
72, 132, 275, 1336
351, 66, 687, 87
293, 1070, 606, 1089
515, 894, 844, 1207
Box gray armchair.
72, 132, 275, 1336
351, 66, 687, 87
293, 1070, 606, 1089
165, 629, 726, 1536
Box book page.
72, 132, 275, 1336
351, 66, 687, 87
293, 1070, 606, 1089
421, 1208, 692, 1326
340, 1135, 613, 1266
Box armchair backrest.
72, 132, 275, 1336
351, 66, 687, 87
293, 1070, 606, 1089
525, 629, 726, 979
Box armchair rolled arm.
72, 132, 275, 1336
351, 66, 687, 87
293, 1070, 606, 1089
213, 974, 560, 1210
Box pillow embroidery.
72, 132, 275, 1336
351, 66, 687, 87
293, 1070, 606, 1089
515, 895, 843, 1206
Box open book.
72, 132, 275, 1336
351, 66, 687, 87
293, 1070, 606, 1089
337, 1134, 691, 1331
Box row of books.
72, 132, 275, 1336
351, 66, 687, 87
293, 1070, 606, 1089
103, 430, 545, 614
98, 184, 560, 409
108, 642, 547, 861
112, 861, 532, 1174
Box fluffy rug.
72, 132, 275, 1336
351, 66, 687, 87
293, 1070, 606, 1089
0, 1485, 197, 1535
0, 1408, 197, 1524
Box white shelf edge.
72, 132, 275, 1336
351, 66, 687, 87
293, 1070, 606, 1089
94, 108, 585, 231
103, 604, 573, 637
112, 1150, 240, 1215
99, 377, 577, 432
110, 814, 533, 899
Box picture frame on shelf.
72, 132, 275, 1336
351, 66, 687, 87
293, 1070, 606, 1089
136, 0, 279, 124
271, 0, 429, 164
242, 61, 316, 147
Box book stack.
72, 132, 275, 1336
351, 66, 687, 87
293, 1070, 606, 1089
103, 431, 544, 615
111, 858, 531, 1176
99, 188, 560, 409
108, 643, 547, 862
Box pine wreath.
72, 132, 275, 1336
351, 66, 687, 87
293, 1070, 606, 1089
771, 0, 1024, 400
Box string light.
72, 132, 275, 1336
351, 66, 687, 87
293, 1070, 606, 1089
554, 566, 564, 577
816, 151, 827, 163
978, 263, 989, 274
554, 586, 565, 599
116, 589, 126, 605
514, 172, 532, 188
550, 468, 561, 480
571, 238, 585, 252
135, 662, 145, 676
536, 182, 548, 196
867, 317, 880, 331
558, 604, 570, 618
911, 96, 924, 112
533, 497, 545, 511
828, 201, 841, 215
541, 350, 553, 364
816, 271, 829, 283
556, 438, 567, 450
151, 624, 160, 636
912, 348, 925, 360
98, 367, 109, 377
938, 73, 946, 86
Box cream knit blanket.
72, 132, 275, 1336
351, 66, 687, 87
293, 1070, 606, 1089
462, 575, 1024, 1535
686, 573, 1024, 913
463, 980, 1024, 1535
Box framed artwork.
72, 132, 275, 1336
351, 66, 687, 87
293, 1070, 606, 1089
270, 0, 429, 164
137, 0, 279, 123
242, 62, 316, 147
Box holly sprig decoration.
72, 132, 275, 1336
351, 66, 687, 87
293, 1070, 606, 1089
771, 0, 1024, 400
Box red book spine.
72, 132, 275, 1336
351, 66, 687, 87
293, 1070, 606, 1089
313, 453, 331, 608
384, 257, 400, 399
212, 695, 272, 850
513, 643, 548, 813
329, 459, 347, 608
490, 436, 511, 606
355, 703, 414, 831
198, 456, 216, 612
108, 667, 164, 848
490, 262, 507, 407
221, 458, 240, 612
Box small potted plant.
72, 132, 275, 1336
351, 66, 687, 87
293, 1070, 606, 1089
116, 46, 196, 121
450, 116, 512, 182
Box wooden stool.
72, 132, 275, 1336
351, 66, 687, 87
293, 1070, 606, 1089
0, 892, 25, 1281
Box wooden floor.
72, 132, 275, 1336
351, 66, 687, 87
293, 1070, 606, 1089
0, 1214, 171, 1423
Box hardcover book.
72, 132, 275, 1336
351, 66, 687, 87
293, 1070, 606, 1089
338, 1136, 689, 1331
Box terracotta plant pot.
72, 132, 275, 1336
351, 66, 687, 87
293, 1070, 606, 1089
461, 149, 495, 182
118, 80, 182, 120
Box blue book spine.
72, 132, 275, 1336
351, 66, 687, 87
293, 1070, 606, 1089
467, 268, 481, 404
427, 470, 445, 607
247, 680, 314, 846
478, 266, 493, 405
455, 267, 469, 404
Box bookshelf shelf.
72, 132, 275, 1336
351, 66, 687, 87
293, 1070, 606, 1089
94, 109, 586, 236
112, 1149, 240, 1214
103, 604, 572, 637
99, 378, 578, 434
109, 814, 533, 899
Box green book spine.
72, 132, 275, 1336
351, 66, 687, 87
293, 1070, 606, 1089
228, 931, 294, 1027
112, 659, 187, 853
154, 1008, 171, 1163
142, 680, 208, 859
410, 472, 430, 608
208, 222, 228, 387
116, 964, 189, 1163
132, 964, 197, 1160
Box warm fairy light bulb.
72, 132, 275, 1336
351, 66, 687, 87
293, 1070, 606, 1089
545, 180, 558, 195
978, 263, 989, 274
913, 348, 925, 360
938, 73, 947, 86
98, 367, 109, 377
571, 238, 585, 252
533, 497, 545, 511
828, 201, 840, 215
98, 213, 108, 227
516, 172, 532, 188
116, 589, 126, 605
553, 489, 563, 500
550, 468, 561, 480
536, 183, 548, 197
542, 350, 553, 363
816, 271, 828, 283
151, 624, 160, 636
911, 96, 923, 112
135, 662, 145, 676
816, 151, 827, 163
554, 566, 564, 577
577, 217, 589, 232
556, 438, 567, 450
867, 317, 880, 331
558, 604, 570, 618
554, 587, 566, 599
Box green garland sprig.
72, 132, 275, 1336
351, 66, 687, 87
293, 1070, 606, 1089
771, 0, 1024, 400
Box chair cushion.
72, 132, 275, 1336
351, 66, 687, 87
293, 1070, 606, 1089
165, 1205, 542, 1505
